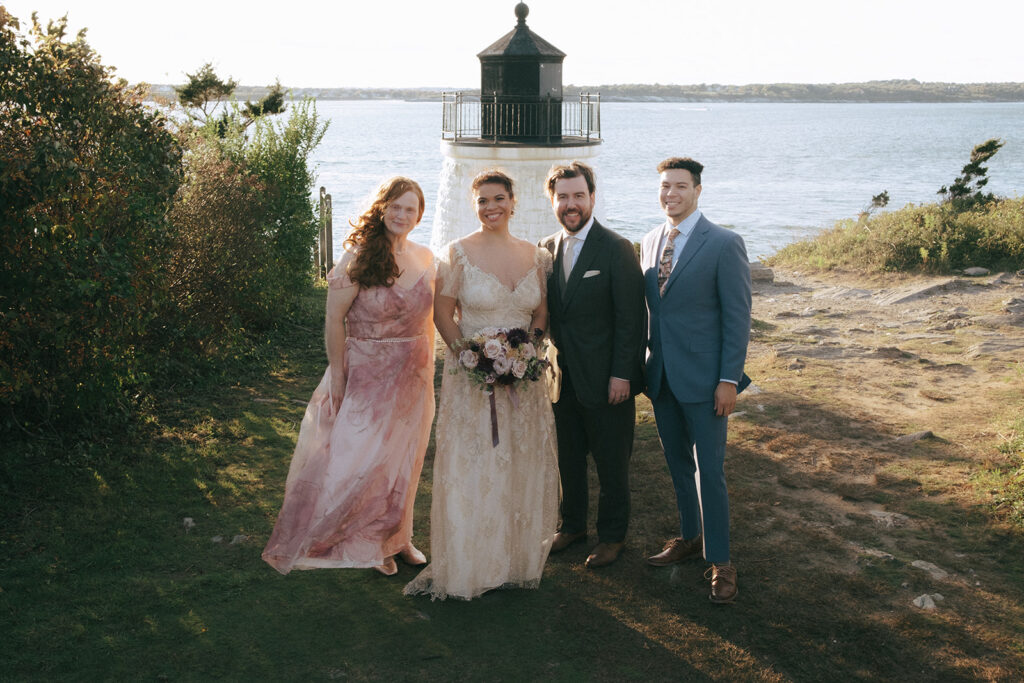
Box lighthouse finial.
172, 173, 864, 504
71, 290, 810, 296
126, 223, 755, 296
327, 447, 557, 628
515, 3, 529, 26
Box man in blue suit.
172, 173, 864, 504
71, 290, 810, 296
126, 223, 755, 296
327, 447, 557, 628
640, 157, 751, 603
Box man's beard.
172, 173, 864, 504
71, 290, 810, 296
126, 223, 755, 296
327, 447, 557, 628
558, 207, 591, 232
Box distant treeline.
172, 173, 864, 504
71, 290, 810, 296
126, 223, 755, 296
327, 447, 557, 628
146, 79, 1024, 103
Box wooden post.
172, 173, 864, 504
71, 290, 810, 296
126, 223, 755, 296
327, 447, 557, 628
318, 187, 333, 278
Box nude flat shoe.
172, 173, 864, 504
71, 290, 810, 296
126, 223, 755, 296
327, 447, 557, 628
374, 557, 398, 576
398, 544, 427, 566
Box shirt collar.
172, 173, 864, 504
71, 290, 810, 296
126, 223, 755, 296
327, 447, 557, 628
563, 215, 595, 243
665, 209, 702, 238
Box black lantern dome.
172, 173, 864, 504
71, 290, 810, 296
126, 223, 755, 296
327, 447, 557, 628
476, 3, 566, 141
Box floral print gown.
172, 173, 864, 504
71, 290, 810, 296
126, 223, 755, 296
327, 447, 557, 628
262, 265, 435, 574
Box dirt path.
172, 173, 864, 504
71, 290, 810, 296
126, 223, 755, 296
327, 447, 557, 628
708, 266, 1024, 677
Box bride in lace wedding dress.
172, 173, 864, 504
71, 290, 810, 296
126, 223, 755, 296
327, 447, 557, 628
404, 170, 558, 600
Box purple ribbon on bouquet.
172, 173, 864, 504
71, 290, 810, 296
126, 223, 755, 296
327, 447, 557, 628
486, 385, 520, 447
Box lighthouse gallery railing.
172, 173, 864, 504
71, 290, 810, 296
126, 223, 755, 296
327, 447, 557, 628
441, 92, 601, 142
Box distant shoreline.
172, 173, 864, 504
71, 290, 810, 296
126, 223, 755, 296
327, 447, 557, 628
144, 80, 1024, 104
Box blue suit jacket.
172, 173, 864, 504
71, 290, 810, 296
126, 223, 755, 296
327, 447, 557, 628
640, 215, 752, 403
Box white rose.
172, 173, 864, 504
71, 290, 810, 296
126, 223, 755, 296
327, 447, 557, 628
512, 359, 528, 378
493, 356, 512, 375
459, 349, 479, 369
520, 342, 537, 359
484, 338, 503, 359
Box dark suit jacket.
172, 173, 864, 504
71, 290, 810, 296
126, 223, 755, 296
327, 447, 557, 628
640, 215, 752, 403
541, 220, 646, 408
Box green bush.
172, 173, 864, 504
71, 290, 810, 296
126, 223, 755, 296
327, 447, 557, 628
217, 99, 328, 327
0, 13, 181, 433
161, 133, 269, 352
767, 197, 1024, 273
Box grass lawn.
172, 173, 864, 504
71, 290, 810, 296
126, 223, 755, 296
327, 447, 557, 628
3, 283, 1023, 681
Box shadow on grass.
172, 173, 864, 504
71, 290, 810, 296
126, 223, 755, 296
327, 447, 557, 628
3, 320, 1023, 680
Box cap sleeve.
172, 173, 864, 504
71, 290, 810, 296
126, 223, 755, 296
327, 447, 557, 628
534, 246, 553, 298
436, 241, 464, 299
327, 251, 357, 289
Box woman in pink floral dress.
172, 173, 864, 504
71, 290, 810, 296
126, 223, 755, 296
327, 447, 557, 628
263, 177, 436, 577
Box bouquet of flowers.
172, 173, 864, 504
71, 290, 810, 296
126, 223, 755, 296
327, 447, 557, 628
453, 326, 549, 390
452, 327, 550, 447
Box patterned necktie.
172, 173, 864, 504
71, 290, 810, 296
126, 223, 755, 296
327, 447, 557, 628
658, 227, 681, 293
562, 236, 578, 283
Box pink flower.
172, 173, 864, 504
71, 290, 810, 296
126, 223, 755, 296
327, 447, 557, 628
520, 342, 537, 359
493, 356, 512, 375
459, 349, 479, 369
512, 359, 528, 378
484, 338, 503, 359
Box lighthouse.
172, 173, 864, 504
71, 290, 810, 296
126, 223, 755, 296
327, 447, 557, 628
430, 2, 602, 250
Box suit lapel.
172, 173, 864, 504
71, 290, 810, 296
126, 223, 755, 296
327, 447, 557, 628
561, 222, 605, 309
662, 216, 709, 296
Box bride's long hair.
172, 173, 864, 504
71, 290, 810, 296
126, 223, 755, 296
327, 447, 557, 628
344, 177, 425, 288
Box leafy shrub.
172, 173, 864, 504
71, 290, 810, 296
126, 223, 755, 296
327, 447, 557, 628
767, 197, 1024, 273
194, 98, 328, 329
0, 13, 181, 433
161, 134, 269, 351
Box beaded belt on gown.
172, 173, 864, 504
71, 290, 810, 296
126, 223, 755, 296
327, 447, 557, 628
348, 335, 422, 343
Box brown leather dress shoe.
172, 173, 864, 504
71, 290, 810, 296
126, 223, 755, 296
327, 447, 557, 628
585, 542, 624, 568
551, 531, 587, 553
647, 534, 703, 566
706, 563, 738, 604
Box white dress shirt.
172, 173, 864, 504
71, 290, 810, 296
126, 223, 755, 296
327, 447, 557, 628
656, 209, 702, 270
562, 216, 595, 273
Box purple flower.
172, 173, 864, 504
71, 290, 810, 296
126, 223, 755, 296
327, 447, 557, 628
505, 327, 529, 347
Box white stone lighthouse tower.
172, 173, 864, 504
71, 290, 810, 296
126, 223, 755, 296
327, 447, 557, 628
430, 2, 601, 250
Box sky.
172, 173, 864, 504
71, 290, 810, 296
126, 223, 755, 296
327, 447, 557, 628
4, 0, 1023, 88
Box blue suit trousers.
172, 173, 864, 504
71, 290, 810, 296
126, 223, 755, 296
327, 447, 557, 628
651, 382, 730, 564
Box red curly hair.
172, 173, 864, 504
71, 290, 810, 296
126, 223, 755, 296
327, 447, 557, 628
343, 177, 425, 288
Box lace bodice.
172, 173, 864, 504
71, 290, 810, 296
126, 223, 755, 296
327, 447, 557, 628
438, 241, 552, 336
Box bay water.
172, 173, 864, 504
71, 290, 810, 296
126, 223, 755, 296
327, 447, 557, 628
313, 101, 1024, 260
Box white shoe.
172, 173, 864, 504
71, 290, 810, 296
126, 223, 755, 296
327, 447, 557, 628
374, 557, 398, 576
398, 544, 427, 566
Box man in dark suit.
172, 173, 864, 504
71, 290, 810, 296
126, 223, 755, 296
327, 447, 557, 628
540, 161, 646, 568
640, 157, 751, 603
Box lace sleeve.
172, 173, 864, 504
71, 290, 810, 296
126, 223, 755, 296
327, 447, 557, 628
535, 246, 553, 298
436, 241, 464, 299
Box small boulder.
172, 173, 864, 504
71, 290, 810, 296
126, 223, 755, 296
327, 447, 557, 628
963, 267, 990, 276
750, 262, 775, 282
895, 430, 934, 444
230, 534, 249, 545
183, 517, 196, 532
911, 560, 949, 579
912, 593, 945, 610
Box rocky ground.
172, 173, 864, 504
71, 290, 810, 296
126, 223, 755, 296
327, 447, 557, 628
725, 264, 1024, 625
